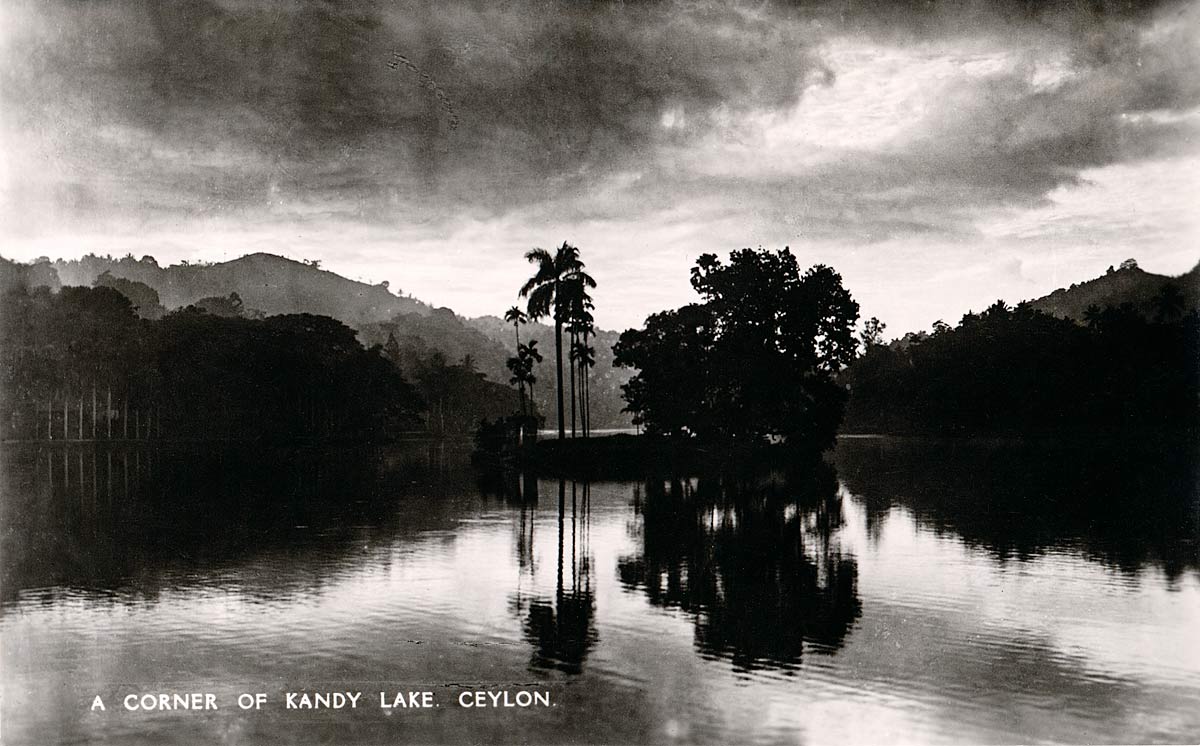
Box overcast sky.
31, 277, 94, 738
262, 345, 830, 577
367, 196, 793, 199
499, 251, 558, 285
1, 0, 1197, 333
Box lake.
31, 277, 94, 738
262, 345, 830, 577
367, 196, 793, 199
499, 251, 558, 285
1, 438, 1198, 745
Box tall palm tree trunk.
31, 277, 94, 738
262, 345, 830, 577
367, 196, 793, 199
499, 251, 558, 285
580, 328, 591, 438
514, 323, 525, 418
569, 332, 577, 439
576, 357, 584, 438
554, 319, 565, 439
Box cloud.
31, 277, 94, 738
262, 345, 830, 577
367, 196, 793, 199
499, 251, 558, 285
1, 0, 1196, 334
1, 0, 832, 225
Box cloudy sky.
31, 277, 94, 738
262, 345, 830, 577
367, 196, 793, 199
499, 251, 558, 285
1, 0, 1197, 333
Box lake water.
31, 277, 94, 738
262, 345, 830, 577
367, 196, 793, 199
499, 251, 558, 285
2, 439, 1198, 745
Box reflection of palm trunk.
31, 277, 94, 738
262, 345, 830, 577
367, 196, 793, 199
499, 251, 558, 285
557, 480, 565, 598
571, 481, 577, 586
569, 333, 576, 439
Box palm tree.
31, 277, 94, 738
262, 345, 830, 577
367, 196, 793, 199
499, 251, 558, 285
520, 340, 544, 419
520, 242, 595, 440
505, 306, 528, 349
581, 343, 595, 437
561, 277, 594, 438
570, 338, 596, 437
507, 354, 528, 417
507, 339, 545, 420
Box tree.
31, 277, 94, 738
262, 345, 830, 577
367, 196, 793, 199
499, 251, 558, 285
562, 277, 594, 438
520, 340, 544, 420
193, 292, 244, 318
519, 242, 596, 440
507, 354, 529, 417
614, 303, 718, 439
571, 339, 596, 437
841, 298, 1200, 438
860, 317, 886, 350
93, 271, 166, 320
616, 248, 859, 449
504, 306, 528, 350
506, 339, 545, 421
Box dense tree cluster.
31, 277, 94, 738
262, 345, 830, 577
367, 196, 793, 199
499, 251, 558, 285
614, 248, 859, 449
1, 284, 424, 441
407, 351, 520, 435
843, 300, 1200, 438
92, 271, 165, 320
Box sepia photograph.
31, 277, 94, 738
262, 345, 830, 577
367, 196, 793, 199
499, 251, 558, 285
0, 0, 1198, 744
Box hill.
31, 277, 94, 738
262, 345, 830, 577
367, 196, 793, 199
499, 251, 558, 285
50, 253, 431, 326
1028, 258, 1200, 322
6, 251, 635, 429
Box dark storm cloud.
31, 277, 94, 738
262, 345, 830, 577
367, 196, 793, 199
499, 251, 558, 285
2, 0, 829, 220
1, 0, 1196, 240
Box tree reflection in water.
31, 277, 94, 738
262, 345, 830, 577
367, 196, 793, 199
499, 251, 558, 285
508, 479, 599, 675
0, 443, 463, 606
836, 438, 1200, 581
617, 461, 861, 672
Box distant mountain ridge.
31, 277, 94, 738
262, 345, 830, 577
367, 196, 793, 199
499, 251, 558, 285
50, 252, 432, 326
1028, 259, 1200, 321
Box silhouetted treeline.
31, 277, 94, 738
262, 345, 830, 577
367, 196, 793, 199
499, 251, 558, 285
615, 248, 859, 450
843, 301, 1200, 438
2, 284, 423, 441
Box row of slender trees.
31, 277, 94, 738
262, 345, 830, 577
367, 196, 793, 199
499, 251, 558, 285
504, 242, 599, 440
1, 284, 425, 442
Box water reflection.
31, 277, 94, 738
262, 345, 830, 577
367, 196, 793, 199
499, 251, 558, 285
835, 438, 1200, 580
1, 440, 1198, 745
463, 469, 604, 674
617, 463, 862, 672
0, 442, 470, 606
514, 481, 599, 674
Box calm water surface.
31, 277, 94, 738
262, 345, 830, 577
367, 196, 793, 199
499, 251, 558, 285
2, 439, 1198, 745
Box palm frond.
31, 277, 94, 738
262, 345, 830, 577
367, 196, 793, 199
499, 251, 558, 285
526, 284, 554, 320
519, 248, 557, 298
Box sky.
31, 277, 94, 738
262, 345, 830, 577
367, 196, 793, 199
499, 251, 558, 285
1, 0, 1197, 334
